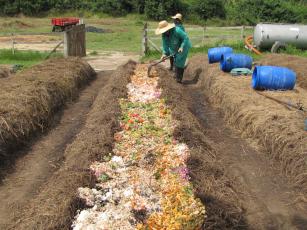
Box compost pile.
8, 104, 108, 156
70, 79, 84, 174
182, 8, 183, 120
73, 65, 205, 229
0, 58, 95, 161
199, 55, 307, 197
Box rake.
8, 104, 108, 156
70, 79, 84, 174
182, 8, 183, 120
147, 55, 174, 77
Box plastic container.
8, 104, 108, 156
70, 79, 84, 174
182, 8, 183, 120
252, 66, 296, 90
220, 53, 253, 72
208, 47, 233, 64
305, 119, 307, 131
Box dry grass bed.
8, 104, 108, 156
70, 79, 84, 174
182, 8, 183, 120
199, 55, 307, 198
8, 61, 136, 230
0, 66, 10, 78
157, 60, 247, 229
0, 58, 95, 163
260, 54, 307, 90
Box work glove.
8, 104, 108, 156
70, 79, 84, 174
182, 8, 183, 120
178, 47, 183, 53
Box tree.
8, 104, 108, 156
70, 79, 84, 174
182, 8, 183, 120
193, 0, 225, 20
144, 0, 183, 20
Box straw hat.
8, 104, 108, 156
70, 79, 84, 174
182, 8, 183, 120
171, 13, 183, 20
155, 21, 175, 35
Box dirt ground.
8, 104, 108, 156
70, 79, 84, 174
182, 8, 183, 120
85, 52, 139, 71
157, 55, 307, 229
0, 34, 62, 51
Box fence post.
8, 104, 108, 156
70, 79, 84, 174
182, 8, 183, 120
202, 26, 206, 47
241, 26, 245, 39
11, 33, 15, 55
142, 23, 148, 56
63, 24, 86, 57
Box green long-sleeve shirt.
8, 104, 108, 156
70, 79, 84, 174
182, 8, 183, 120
162, 27, 191, 68
176, 23, 185, 32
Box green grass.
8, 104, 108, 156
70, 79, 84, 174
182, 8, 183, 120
0, 49, 63, 67
0, 15, 307, 61
0, 15, 253, 54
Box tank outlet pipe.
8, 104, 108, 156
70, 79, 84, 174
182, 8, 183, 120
245, 36, 262, 55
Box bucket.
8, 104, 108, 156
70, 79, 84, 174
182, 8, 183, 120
252, 66, 296, 90
208, 47, 233, 64
220, 53, 253, 72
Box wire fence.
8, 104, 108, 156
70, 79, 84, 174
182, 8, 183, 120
142, 23, 254, 56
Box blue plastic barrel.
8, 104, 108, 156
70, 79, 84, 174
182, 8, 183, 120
220, 53, 253, 72
208, 47, 233, 64
252, 66, 296, 90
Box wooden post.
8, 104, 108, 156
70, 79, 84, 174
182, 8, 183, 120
148, 38, 162, 53
11, 33, 15, 55
64, 24, 86, 57
241, 26, 245, 39
45, 41, 63, 60
202, 26, 206, 47
142, 23, 148, 56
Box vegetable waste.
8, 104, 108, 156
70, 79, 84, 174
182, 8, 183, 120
72, 65, 205, 229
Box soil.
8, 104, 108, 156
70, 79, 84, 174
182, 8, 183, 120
85, 52, 139, 71
0, 34, 62, 51
0, 35, 60, 43
157, 55, 307, 229
6, 61, 135, 230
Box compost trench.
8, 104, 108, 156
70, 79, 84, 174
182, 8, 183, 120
0, 55, 307, 229
157, 54, 307, 230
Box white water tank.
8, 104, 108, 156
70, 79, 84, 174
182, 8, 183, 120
253, 23, 307, 49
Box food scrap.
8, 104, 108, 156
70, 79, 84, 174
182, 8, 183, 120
72, 65, 205, 230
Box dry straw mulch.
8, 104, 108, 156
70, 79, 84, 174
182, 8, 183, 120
198, 54, 307, 197
0, 67, 10, 78
0, 57, 95, 162
8, 61, 136, 230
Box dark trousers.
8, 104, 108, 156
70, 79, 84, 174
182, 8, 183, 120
175, 67, 184, 83
170, 56, 174, 71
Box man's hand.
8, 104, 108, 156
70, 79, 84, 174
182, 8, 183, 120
160, 54, 167, 61
178, 47, 183, 53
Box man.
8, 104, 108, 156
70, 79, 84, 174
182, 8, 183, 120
171, 13, 185, 32
155, 20, 191, 83
169, 13, 185, 71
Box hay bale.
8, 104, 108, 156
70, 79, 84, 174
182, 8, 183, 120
0, 57, 96, 161
196, 54, 307, 196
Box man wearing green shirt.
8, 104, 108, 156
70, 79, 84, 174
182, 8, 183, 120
172, 13, 185, 32
155, 20, 192, 83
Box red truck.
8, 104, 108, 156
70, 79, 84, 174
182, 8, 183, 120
51, 18, 80, 32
